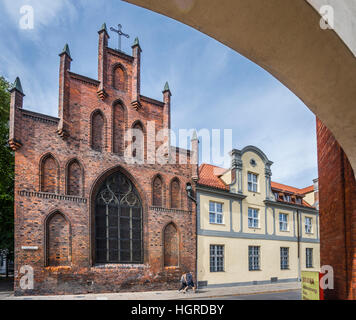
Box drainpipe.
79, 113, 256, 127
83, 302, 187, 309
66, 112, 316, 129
297, 209, 301, 281
186, 183, 198, 290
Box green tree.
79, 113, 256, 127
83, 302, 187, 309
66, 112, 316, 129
0, 76, 14, 272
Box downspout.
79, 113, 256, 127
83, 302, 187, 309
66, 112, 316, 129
297, 209, 301, 281
185, 183, 198, 289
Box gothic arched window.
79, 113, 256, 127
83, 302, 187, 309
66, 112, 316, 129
170, 178, 181, 209
164, 223, 179, 267
40, 154, 59, 193
113, 102, 125, 155
112, 65, 125, 91
66, 159, 83, 196
91, 110, 105, 152
152, 175, 163, 207
46, 211, 71, 267
131, 121, 144, 161
95, 171, 142, 264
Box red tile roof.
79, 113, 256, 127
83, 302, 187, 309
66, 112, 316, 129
198, 164, 229, 191
271, 181, 313, 207
198, 164, 315, 208
271, 181, 305, 196
299, 185, 314, 194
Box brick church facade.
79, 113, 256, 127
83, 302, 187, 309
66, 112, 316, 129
9, 24, 198, 296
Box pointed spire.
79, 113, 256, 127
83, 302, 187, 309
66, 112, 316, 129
132, 37, 139, 47
163, 81, 171, 93
10, 77, 24, 95
98, 23, 109, 37
191, 130, 198, 141
60, 43, 71, 58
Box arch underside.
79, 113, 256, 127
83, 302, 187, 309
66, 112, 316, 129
123, 0, 356, 176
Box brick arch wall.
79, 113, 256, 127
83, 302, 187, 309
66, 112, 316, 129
152, 175, 163, 207
91, 110, 105, 152
46, 212, 71, 267
66, 159, 83, 197
163, 222, 179, 267
131, 120, 145, 161
112, 102, 126, 156
170, 178, 181, 209
40, 154, 59, 194
111, 63, 127, 91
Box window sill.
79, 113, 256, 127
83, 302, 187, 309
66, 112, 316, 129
92, 263, 146, 270
209, 223, 225, 226
249, 269, 262, 272
164, 266, 180, 270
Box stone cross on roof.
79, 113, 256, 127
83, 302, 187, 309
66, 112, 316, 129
110, 24, 129, 51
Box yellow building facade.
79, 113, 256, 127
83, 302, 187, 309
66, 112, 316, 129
197, 146, 319, 287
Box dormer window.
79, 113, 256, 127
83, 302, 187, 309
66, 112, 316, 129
248, 173, 258, 192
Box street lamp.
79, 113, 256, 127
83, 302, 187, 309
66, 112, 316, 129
186, 183, 196, 203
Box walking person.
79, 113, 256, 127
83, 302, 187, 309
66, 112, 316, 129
183, 271, 196, 293
178, 273, 188, 293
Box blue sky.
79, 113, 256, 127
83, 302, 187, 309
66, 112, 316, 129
0, 0, 318, 188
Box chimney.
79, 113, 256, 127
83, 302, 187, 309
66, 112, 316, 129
97, 23, 109, 100
9, 77, 24, 151
57, 44, 72, 138
131, 37, 142, 110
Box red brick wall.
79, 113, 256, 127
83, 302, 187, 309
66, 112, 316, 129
12, 35, 197, 296
317, 118, 356, 300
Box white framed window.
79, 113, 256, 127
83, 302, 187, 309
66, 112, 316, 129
248, 246, 260, 271
280, 247, 289, 270
247, 172, 258, 192
279, 213, 288, 231
306, 248, 313, 268
209, 201, 223, 224
248, 208, 259, 228
305, 217, 313, 234
210, 245, 224, 272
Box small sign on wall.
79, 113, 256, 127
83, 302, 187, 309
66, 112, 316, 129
301, 271, 324, 300
21, 246, 38, 251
